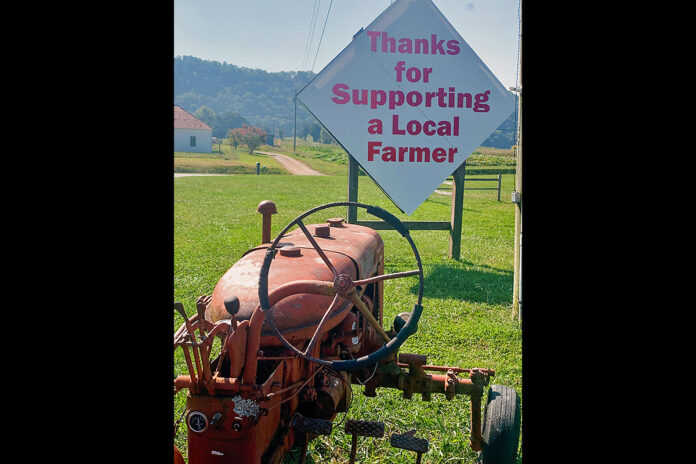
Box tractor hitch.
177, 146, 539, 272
353, 352, 493, 452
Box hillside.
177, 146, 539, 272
174, 55, 518, 148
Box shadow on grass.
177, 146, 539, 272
410, 262, 513, 305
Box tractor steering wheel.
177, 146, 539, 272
258, 202, 424, 371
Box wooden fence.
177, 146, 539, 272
437, 174, 502, 201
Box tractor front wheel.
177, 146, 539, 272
477, 384, 521, 464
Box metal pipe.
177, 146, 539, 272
396, 363, 495, 376
470, 391, 483, 451
349, 435, 358, 464
257, 201, 277, 244
350, 292, 390, 343
242, 306, 266, 385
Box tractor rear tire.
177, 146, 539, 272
478, 384, 521, 464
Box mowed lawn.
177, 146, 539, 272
175, 147, 288, 174
174, 173, 522, 463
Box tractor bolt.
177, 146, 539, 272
232, 422, 242, 432
444, 369, 457, 399
335, 274, 354, 296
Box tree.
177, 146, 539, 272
308, 122, 321, 143
229, 128, 243, 151
220, 111, 248, 132
234, 124, 267, 154
301, 120, 311, 140
319, 126, 336, 144
194, 105, 217, 128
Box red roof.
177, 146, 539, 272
174, 105, 212, 130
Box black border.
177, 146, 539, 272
76, 0, 623, 462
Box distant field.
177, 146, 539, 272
174, 173, 521, 463
273, 138, 516, 176
174, 138, 516, 177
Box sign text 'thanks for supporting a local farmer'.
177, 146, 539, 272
296, 0, 515, 215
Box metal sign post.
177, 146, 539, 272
347, 157, 465, 259
511, 1, 522, 320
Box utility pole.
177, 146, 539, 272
511, 3, 522, 320
293, 90, 297, 152
511, 89, 522, 320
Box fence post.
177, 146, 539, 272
497, 174, 501, 202
449, 161, 466, 259
347, 155, 359, 223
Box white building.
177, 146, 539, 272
174, 105, 212, 153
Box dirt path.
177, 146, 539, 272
435, 180, 452, 196
255, 151, 326, 176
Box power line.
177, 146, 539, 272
311, 0, 333, 72
302, 0, 319, 69
514, 0, 521, 147
302, 0, 321, 70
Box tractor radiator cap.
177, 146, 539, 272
279, 246, 302, 257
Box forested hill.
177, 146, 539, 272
174, 55, 518, 148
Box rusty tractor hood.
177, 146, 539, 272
209, 222, 384, 345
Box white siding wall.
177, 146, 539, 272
174, 128, 212, 153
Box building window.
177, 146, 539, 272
190, 136, 196, 147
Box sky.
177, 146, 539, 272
174, 0, 521, 91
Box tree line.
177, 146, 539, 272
176, 55, 517, 148
193, 104, 338, 145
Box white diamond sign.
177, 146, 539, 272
297, 0, 516, 215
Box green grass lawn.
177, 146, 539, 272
174, 173, 521, 463
175, 145, 288, 174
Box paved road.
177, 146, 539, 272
174, 151, 325, 177
174, 173, 229, 178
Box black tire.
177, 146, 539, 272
478, 384, 521, 464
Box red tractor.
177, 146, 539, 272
174, 201, 520, 463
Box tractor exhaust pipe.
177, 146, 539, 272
257, 200, 277, 244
